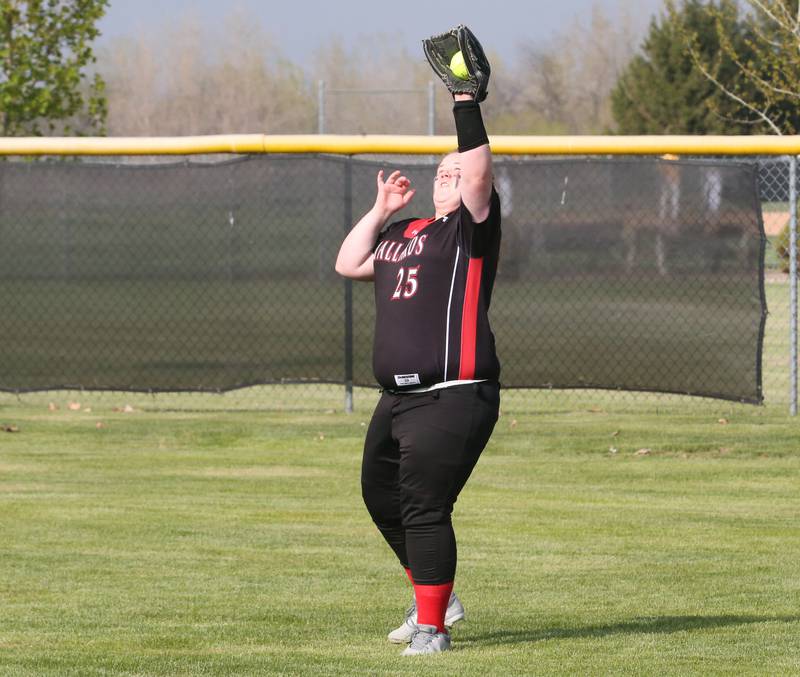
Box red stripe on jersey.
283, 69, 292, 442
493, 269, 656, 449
458, 257, 484, 380
403, 217, 436, 239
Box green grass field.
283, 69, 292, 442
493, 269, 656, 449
1, 387, 798, 676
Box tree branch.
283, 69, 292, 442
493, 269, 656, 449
691, 50, 782, 134
723, 44, 800, 100
747, 0, 793, 31
751, 19, 786, 50
707, 101, 769, 127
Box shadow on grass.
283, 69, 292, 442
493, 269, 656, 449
462, 614, 800, 647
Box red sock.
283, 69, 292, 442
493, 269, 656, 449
403, 567, 414, 585
413, 581, 453, 633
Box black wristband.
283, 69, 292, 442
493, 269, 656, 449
453, 100, 489, 153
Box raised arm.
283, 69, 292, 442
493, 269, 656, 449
453, 93, 492, 223
423, 25, 494, 223
335, 170, 416, 281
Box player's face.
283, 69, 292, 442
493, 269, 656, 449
433, 153, 462, 216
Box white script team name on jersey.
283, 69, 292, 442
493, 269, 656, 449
373, 234, 428, 263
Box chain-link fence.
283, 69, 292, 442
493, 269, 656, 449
0, 154, 796, 417
751, 156, 798, 415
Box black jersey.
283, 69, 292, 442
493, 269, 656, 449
371, 188, 501, 391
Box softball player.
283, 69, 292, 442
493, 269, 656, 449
335, 26, 499, 656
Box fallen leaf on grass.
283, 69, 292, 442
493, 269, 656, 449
2, 424, 20, 433
95, 422, 105, 429
718, 447, 732, 455
635, 448, 652, 456
588, 407, 605, 413
67, 402, 81, 411
83, 407, 92, 413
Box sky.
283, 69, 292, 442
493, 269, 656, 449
96, 0, 668, 67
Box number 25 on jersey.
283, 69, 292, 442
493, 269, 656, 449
392, 266, 420, 300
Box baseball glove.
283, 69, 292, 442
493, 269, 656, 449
423, 24, 491, 102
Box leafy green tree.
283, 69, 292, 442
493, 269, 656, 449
0, 0, 108, 136
685, 0, 800, 134
611, 0, 758, 134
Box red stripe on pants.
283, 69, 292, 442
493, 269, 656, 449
458, 257, 483, 380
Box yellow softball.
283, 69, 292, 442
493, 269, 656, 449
449, 51, 470, 80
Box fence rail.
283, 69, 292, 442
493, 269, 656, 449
4, 135, 800, 156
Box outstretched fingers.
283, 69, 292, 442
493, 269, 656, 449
385, 170, 402, 186
376, 169, 413, 211
377, 169, 402, 187
392, 176, 411, 193
381, 170, 412, 191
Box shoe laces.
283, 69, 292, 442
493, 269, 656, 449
408, 627, 438, 651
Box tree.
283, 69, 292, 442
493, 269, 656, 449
0, 0, 108, 136
611, 0, 759, 134
510, 2, 640, 134
683, 0, 800, 134
100, 10, 315, 136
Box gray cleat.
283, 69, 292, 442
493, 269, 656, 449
401, 623, 452, 656
387, 592, 465, 644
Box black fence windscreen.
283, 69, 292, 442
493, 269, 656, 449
0, 155, 766, 403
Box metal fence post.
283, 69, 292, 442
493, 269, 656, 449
343, 157, 354, 413
318, 80, 325, 135
790, 156, 798, 415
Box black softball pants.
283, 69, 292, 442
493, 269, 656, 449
361, 381, 500, 585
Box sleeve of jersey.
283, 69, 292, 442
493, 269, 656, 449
458, 187, 501, 259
